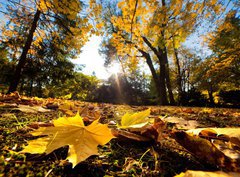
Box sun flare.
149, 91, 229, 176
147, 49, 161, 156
107, 62, 121, 75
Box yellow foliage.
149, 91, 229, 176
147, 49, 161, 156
21, 113, 115, 167
38, 0, 52, 11
96, 22, 104, 29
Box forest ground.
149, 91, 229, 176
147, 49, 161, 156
0, 93, 239, 177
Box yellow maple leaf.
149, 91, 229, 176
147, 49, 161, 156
119, 109, 151, 129
21, 113, 115, 167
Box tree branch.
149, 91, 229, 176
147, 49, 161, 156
130, 0, 138, 41
142, 36, 162, 59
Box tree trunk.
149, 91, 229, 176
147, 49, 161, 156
158, 0, 175, 105
161, 47, 175, 105
158, 56, 169, 105
29, 79, 33, 96
19, 78, 25, 94
37, 80, 43, 97
141, 37, 168, 105
173, 46, 183, 105
139, 49, 168, 105
208, 84, 215, 106
8, 9, 41, 93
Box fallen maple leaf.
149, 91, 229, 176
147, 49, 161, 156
114, 109, 166, 142
58, 100, 77, 116
111, 129, 152, 142
186, 127, 240, 162
172, 131, 240, 172
187, 128, 240, 147
21, 113, 115, 167
118, 108, 151, 129
14, 105, 51, 113
162, 117, 199, 130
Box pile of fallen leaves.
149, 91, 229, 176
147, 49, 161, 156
0, 92, 240, 176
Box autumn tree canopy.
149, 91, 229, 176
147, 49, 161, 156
90, 0, 224, 105
0, 0, 91, 93
206, 10, 240, 87
0, 0, 239, 106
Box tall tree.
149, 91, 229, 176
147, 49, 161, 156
206, 10, 240, 87
91, 0, 222, 105
8, 8, 41, 93
1, 0, 91, 93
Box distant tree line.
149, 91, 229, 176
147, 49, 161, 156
0, 0, 239, 107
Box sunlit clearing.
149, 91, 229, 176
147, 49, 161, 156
107, 62, 123, 102
107, 62, 121, 76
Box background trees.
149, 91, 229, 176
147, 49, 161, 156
90, 0, 224, 105
206, 10, 240, 88
1, 0, 91, 93
0, 0, 239, 107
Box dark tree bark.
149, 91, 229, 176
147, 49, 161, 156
138, 49, 168, 105
29, 79, 33, 96
160, 0, 175, 105
8, 9, 41, 93
173, 47, 183, 105
37, 80, 43, 98
208, 84, 215, 106
141, 37, 168, 105
158, 54, 169, 105
161, 47, 175, 105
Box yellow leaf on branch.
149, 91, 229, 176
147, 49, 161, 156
21, 113, 115, 167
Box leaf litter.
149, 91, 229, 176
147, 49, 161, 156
0, 93, 240, 176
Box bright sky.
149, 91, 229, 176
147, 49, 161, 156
71, 35, 119, 80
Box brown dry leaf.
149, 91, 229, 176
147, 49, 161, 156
111, 129, 152, 142
112, 118, 166, 143
140, 118, 166, 142
212, 139, 240, 160
79, 105, 101, 123
163, 117, 200, 130
58, 101, 76, 116
172, 131, 240, 172
116, 119, 166, 142
198, 129, 218, 138
187, 128, 240, 162
182, 108, 195, 114
45, 102, 59, 110
187, 128, 240, 147
14, 105, 52, 113
174, 170, 240, 177
0, 91, 21, 102
28, 122, 54, 129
